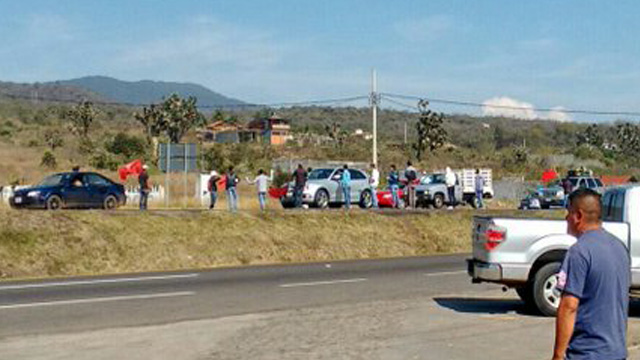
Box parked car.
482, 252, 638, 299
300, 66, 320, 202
376, 188, 405, 208
9, 172, 126, 210
414, 173, 464, 209
468, 185, 638, 316
280, 168, 373, 209
518, 190, 542, 210
566, 176, 604, 193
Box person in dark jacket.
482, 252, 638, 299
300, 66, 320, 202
388, 165, 400, 208
225, 166, 240, 212
139, 165, 150, 210
292, 164, 308, 208
207, 170, 221, 210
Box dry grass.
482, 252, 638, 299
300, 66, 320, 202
0, 208, 564, 280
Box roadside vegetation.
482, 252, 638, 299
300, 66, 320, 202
0, 208, 563, 280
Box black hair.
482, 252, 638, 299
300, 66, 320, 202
568, 188, 602, 221
343, 164, 349, 169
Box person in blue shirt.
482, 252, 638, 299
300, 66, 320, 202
553, 188, 630, 360
340, 164, 352, 209
388, 165, 400, 209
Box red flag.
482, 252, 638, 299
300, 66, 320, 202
541, 169, 558, 183
119, 160, 143, 181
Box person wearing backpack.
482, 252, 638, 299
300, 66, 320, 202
225, 166, 240, 212
207, 170, 221, 210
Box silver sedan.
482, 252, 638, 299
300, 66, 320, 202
282, 168, 373, 208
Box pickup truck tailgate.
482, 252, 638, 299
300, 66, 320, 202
471, 217, 495, 263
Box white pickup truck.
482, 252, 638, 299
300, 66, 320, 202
467, 185, 639, 316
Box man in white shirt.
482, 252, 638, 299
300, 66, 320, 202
369, 163, 380, 208
247, 169, 271, 211
445, 167, 457, 209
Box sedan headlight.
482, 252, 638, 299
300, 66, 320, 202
27, 191, 41, 198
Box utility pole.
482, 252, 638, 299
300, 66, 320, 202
371, 69, 379, 166
404, 122, 407, 145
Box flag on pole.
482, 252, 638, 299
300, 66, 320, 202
119, 160, 144, 181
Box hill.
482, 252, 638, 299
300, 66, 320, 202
0, 81, 107, 104
49, 76, 246, 107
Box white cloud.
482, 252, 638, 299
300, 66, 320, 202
482, 96, 572, 122
393, 15, 454, 43
482, 97, 537, 120
546, 106, 572, 122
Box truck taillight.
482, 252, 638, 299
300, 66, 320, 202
484, 228, 506, 251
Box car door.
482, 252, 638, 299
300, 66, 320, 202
349, 169, 367, 202
64, 174, 92, 208
85, 173, 111, 207
331, 169, 344, 202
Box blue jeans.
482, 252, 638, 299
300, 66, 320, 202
209, 191, 217, 209
226, 187, 238, 212
294, 186, 304, 208
475, 190, 484, 208
342, 185, 351, 209
390, 185, 399, 208
371, 187, 378, 208
447, 186, 456, 206
139, 189, 148, 210
258, 192, 266, 211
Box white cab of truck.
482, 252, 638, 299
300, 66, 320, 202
468, 185, 639, 316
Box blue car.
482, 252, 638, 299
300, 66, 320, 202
10, 172, 127, 210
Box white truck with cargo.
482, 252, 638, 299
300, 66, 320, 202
467, 185, 639, 316
415, 168, 493, 209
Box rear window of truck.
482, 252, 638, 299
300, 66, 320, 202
602, 189, 625, 222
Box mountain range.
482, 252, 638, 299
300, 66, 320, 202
0, 76, 246, 108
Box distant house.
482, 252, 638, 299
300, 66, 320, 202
200, 121, 257, 144
247, 114, 291, 145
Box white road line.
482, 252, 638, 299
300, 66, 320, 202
280, 278, 368, 288
424, 270, 467, 277
0, 273, 199, 291
0, 291, 195, 310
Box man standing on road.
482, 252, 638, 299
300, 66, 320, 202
552, 188, 630, 360
292, 164, 307, 208
445, 167, 457, 209
139, 165, 150, 211
562, 177, 573, 208
404, 161, 418, 208
207, 170, 221, 210
474, 169, 485, 209
388, 165, 400, 209
225, 166, 240, 212
247, 169, 271, 211
369, 163, 380, 209
341, 164, 352, 209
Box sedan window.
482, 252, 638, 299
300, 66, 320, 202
86, 174, 111, 186
38, 174, 67, 187
349, 169, 366, 180
309, 169, 333, 180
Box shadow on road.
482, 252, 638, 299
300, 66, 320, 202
434, 297, 538, 316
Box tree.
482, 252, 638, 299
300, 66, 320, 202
413, 100, 447, 160
135, 94, 205, 144
44, 129, 63, 151
65, 101, 97, 139
325, 122, 347, 146
615, 123, 640, 160
106, 132, 148, 159
577, 124, 603, 149
40, 150, 57, 169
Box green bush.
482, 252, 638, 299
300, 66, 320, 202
40, 151, 57, 169
89, 151, 119, 171
105, 132, 148, 160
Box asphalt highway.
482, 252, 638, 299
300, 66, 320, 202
0, 254, 495, 338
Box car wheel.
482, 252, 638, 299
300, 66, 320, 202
103, 195, 118, 210
359, 190, 373, 209
314, 189, 330, 209
433, 194, 445, 209
46, 195, 63, 210
532, 262, 561, 317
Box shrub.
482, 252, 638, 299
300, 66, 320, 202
40, 151, 57, 169
89, 151, 119, 171
105, 132, 148, 159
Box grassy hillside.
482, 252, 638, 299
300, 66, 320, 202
0, 208, 562, 280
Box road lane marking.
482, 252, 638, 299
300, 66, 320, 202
0, 273, 199, 291
279, 278, 368, 288
0, 291, 195, 310
424, 270, 467, 277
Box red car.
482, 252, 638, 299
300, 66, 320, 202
376, 188, 404, 208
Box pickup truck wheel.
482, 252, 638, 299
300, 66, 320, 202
433, 194, 445, 209
533, 262, 561, 316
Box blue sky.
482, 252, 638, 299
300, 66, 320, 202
1, 0, 639, 121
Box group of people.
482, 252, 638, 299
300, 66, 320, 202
138, 162, 488, 211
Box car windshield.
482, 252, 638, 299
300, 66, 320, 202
569, 178, 578, 187
38, 174, 67, 187
309, 169, 333, 180
421, 174, 445, 185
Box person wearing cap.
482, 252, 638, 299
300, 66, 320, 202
207, 170, 221, 210
139, 165, 150, 210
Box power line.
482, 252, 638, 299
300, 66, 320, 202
379, 96, 420, 112
382, 92, 640, 117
